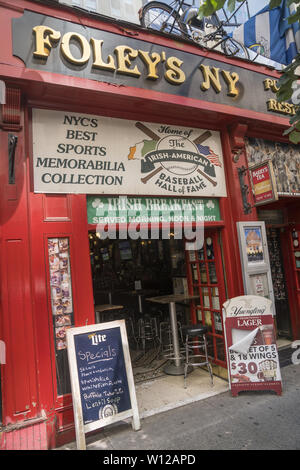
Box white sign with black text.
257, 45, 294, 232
32, 109, 227, 197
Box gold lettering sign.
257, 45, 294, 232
61, 32, 91, 65
138, 50, 161, 80
33, 25, 61, 58
221, 70, 239, 97
165, 57, 185, 85
200, 65, 222, 93
90, 39, 116, 71
32, 24, 240, 98
114, 45, 141, 77
263, 78, 299, 116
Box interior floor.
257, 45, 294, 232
135, 367, 228, 419
134, 336, 292, 420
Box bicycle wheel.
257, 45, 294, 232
140, 2, 188, 38
223, 37, 249, 60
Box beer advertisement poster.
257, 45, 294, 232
249, 161, 278, 206
223, 296, 282, 397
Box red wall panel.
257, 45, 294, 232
5, 239, 31, 414
0, 119, 39, 425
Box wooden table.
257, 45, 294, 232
94, 304, 124, 323
146, 294, 199, 375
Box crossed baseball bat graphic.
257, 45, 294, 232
135, 122, 217, 187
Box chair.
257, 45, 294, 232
137, 314, 160, 352
182, 324, 213, 388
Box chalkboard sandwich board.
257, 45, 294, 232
66, 320, 140, 450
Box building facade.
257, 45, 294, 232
0, 0, 299, 450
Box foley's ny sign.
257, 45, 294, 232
12, 11, 287, 117
31, 24, 239, 94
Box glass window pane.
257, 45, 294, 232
196, 309, 203, 323
208, 263, 217, 284
197, 247, 204, 260
48, 238, 74, 396
206, 237, 214, 259
193, 285, 199, 296
202, 286, 210, 308
211, 287, 220, 310
191, 263, 198, 282
214, 312, 223, 332
199, 263, 207, 283
204, 311, 212, 330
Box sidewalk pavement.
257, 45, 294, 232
56, 358, 300, 451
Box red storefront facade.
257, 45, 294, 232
0, 0, 300, 450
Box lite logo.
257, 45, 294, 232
89, 333, 107, 346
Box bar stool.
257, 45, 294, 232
159, 320, 184, 357
137, 314, 160, 352
182, 324, 213, 388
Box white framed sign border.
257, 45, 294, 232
222, 295, 282, 397
236, 221, 276, 315
31, 108, 227, 197
66, 320, 140, 450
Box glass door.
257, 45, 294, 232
185, 231, 227, 367
266, 227, 292, 337
289, 225, 300, 338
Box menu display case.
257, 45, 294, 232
236, 221, 275, 315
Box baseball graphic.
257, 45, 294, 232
156, 136, 199, 175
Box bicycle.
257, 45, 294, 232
139, 0, 250, 61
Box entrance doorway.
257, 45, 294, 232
88, 229, 227, 381
89, 233, 187, 383
266, 227, 292, 339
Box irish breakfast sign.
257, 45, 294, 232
32, 109, 227, 196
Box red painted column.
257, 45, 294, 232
219, 125, 258, 300
0, 89, 95, 449
27, 189, 95, 447
0, 88, 39, 431
25, 105, 95, 447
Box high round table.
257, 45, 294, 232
146, 293, 200, 375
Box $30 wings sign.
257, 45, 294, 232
222, 295, 282, 397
